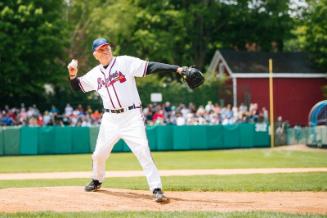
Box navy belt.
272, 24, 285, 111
105, 104, 141, 114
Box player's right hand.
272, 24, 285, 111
67, 59, 78, 79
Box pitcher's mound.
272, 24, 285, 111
0, 187, 326, 214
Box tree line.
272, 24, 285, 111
0, 0, 326, 109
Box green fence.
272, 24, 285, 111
0, 128, 3, 155
287, 125, 327, 147
0, 123, 270, 155
1, 127, 21, 155
18, 127, 90, 155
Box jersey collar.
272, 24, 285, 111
100, 57, 116, 73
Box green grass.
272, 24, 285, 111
0, 211, 325, 218
0, 149, 326, 173
1, 173, 326, 191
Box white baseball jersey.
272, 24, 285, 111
78, 55, 148, 109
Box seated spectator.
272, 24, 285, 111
175, 112, 185, 126
91, 110, 101, 122
1, 111, 14, 126
164, 101, 172, 113
37, 115, 44, 126
196, 105, 206, 117
17, 107, 28, 125
86, 105, 93, 114
50, 105, 59, 114
43, 111, 51, 126
65, 103, 73, 116
28, 116, 38, 126
152, 109, 165, 125
205, 101, 214, 112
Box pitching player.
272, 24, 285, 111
67, 38, 202, 202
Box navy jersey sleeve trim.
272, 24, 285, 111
70, 77, 83, 92
78, 78, 86, 92
70, 77, 80, 90
143, 61, 148, 77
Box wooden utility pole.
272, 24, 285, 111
269, 59, 275, 148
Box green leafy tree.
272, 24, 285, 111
303, 0, 327, 97
179, 0, 230, 68
223, 0, 294, 52
66, 0, 113, 67
0, 0, 67, 107
305, 0, 327, 70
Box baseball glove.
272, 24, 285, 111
180, 66, 204, 89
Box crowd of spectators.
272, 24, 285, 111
0, 102, 268, 127
144, 102, 268, 125
0, 104, 101, 127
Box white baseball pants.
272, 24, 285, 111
91, 109, 162, 191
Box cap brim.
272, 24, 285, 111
94, 43, 110, 51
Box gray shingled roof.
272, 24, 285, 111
220, 50, 325, 74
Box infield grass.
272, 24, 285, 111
0, 149, 326, 173
0, 211, 325, 218
0, 172, 326, 191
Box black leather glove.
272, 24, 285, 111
180, 67, 205, 89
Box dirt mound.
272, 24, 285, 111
0, 187, 326, 214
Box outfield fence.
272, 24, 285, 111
1, 124, 325, 156
0, 123, 270, 155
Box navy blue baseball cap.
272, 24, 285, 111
92, 38, 109, 52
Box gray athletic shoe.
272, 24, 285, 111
85, 179, 102, 192
152, 188, 168, 202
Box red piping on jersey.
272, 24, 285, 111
143, 61, 148, 77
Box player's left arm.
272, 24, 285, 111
147, 62, 204, 89
127, 56, 204, 89
146, 62, 183, 75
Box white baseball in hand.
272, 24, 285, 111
68, 59, 78, 69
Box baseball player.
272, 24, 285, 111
67, 38, 203, 202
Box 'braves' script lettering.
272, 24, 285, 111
97, 71, 126, 91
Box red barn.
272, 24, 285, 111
209, 50, 327, 125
